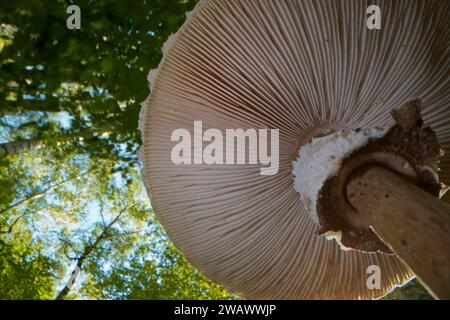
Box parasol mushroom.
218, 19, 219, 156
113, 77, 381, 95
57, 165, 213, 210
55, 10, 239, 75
139, 0, 449, 299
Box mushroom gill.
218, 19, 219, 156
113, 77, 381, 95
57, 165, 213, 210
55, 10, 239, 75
139, 0, 449, 299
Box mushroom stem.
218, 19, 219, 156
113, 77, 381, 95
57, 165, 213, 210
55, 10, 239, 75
347, 166, 450, 300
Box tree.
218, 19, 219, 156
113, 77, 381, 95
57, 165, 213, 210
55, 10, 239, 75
56, 206, 128, 300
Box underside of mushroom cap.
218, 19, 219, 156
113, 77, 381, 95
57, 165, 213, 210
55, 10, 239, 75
139, 0, 450, 299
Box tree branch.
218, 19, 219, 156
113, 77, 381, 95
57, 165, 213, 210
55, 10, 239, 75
0, 176, 79, 215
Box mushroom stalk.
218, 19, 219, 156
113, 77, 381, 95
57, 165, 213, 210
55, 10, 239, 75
347, 166, 450, 300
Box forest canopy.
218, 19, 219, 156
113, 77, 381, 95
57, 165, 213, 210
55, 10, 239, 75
0, 0, 429, 299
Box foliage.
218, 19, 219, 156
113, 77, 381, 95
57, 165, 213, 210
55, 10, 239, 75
0, 0, 198, 165
0, 235, 58, 299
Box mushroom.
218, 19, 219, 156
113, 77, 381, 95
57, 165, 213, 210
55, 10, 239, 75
139, 0, 449, 299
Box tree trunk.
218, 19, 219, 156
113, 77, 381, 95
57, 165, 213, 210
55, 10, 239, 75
55, 208, 127, 300
347, 166, 450, 299
0, 139, 43, 158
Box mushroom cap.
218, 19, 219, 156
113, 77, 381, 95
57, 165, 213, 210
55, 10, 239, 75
140, 0, 449, 299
